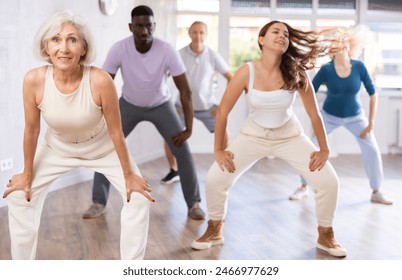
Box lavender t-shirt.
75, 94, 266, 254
103, 36, 186, 107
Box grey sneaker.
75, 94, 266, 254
371, 191, 393, 205
82, 203, 105, 219
188, 202, 205, 220
289, 187, 309, 200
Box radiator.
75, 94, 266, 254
398, 108, 402, 148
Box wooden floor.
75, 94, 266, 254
0, 153, 401, 260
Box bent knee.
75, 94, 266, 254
308, 165, 339, 193
5, 190, 29, 207
125, 193, 151, 208
206, 164, 236, 192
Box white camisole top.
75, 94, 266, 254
38, 65, 105, 144
246, 62, 295, 128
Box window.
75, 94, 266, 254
276, 0, 312, 14
319, 0, 355, 9
366, 1, 402, 90
365, 22, 402, 90
229, 17, 267, 71
277, 0, 312, 8
318, 0, 356, 15
231, 0, 270, 14
368, 0, 402, 12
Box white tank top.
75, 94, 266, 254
38, 65, 105, 144
246, 62, 295, 128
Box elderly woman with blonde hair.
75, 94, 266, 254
3, 11, 155, 260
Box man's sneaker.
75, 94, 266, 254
191, 220, 224, 250
82, 203, 105, 219
316, 227, 347, 257
289, 187, 309, 200
188, 202, 205, 220
371, 191, 393, 205
161, 169, 180, 184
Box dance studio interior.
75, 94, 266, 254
0, 0, 401, 262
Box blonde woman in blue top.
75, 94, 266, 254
191, 21, 347, 257
289, 28, 393, 205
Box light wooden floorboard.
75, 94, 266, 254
0, 154, 401, 260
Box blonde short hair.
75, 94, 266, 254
33, 10, 96, 64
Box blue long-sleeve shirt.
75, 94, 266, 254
312, 59, 376, 118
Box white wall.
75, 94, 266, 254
0, 0, 179, 208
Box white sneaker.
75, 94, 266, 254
371, 191, 393, 205
289, 187, 309, 200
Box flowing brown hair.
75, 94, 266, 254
258, 21, 329, 91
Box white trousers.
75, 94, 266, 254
6, 127, 150, 259
206, 115, 339, 227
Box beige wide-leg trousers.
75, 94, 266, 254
6, 127, 150, 259
206, 115, 339, 227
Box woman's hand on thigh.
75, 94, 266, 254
359, 125, 372, 139
215, 150, 235, 173
3, 173, 32, 202
125, 173, 155, 203
309, 150, 329, 172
